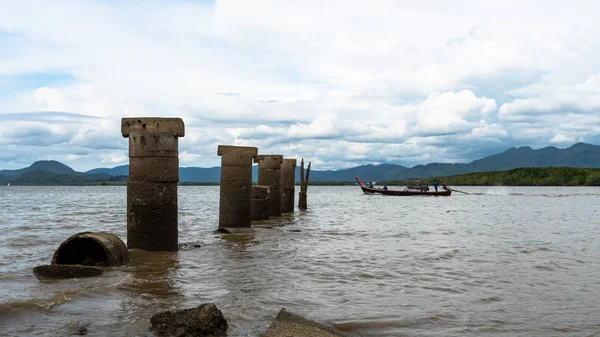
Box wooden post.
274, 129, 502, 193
298, 158, 311, 210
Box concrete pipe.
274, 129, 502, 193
51, 232, 129, 267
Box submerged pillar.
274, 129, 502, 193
218, 145, 258, 233
298, 158, 311, 210
280, 159, 297, 213
255, 155, 283, 217
122, 117, 184, 251
251, 185, 270, 221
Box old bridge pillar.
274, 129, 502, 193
217, 145, 258, 233
122, 117, 184, 251
280, 159, 297, 213
255, 155, 283, 217
251, 185, 270, 221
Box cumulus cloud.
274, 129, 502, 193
549, 134, 575, 144
1, 0, 600, 170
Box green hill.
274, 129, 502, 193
380, 167, 600, 186
10, 170, 128, 186
0, 160, 76, 180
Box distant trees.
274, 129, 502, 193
380, 167, 600, 186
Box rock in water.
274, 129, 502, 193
150, 303, 228, 337
262, 308, 353, 337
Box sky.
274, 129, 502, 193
1, 0, 600, 171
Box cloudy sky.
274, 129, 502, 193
1, 0, 600, 171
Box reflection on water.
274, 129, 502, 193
1, 186, 600, 336
120, 250, 183, 299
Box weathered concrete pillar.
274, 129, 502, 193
251, 185, 270, 221
217, 145, 258, 233
280, 159, 296, 213
255, 155, 283, 217
122, 117, 184, 251
298, 158, 311, 210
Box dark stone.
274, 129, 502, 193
52, 232, 129, 266
150, 303, 228, 337
33, 265, 104, 279
262, 308, 353, 337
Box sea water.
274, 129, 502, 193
1, 186, 599, 336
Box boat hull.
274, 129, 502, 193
356, 176, 452, 196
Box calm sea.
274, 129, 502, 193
1, 186, 600, 337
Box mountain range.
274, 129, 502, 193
1, 142, 600, 185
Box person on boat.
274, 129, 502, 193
367, 181, 374, 188
383, 185, 388, 190
442, 183, 448, 190
433, 179, 439, 192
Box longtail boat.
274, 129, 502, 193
356, 176, 452, 196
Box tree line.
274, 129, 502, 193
379, 167, 600, 186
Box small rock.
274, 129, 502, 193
150, 303, 228, 337
262, 308, 353, 337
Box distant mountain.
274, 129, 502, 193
465, 143, 599, 171
180, 167, 222, 182
0, 160, 75, 177
0, 160, 77, 183
84, 165, 223, 182
305, 142, 600, 181
85, 165, 129, 176
2, 142, 600, 184
9, 170, 127, 185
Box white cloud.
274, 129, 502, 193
549, 134, 575, 144
100, 153, 128, 165
1, 0, 600, 170
34, 87, 66, 111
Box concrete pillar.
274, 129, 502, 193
251, 185, 270, 221
121, 117, 184, 251
217, 145, 258, 233
254, 155, 283, 217
280, 159, 296, 213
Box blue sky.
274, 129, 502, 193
1, 0, 600, 171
